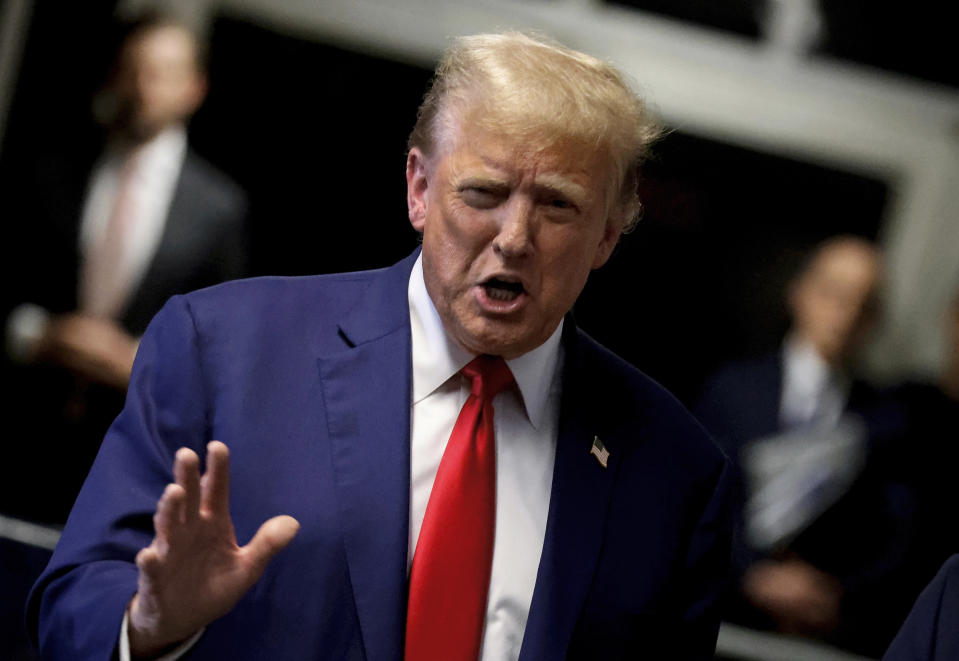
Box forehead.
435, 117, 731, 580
122, 26, 196, 68
437, 116, 611, 194
808, 244, 879, 283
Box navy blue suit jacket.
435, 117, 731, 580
28, 251, 732, 660
884, 554, 959, 661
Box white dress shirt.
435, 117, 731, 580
120, 254, 563, 660
744, 336, 863, 549
778, 334, 849, 430
408, 255, 561, 660
79, 125, 187, 316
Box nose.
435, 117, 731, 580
492, 198, 533, 259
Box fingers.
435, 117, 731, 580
244, 516, 300, 573
200, 441, 231, 517
135, 546, 160, 574
173, 448, 201, 522
154, 443, 228, 542
153, 483, 186, 552
151, 448, 200, 550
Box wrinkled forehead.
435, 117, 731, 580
436, 99, 614, 176
443, 113, 614, 198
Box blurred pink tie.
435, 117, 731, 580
80, 152, 140, 319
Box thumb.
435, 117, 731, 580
244, 515, 300, 572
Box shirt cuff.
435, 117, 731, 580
5, 303, 50, 363
119, 608, 205, 661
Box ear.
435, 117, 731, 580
590, 215, 623, 270
189, 72, 209, 111
786, 275, 804, 319
179, 70, 208, 119
406, 147, 430, 232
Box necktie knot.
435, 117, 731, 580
462, 354, 514, 400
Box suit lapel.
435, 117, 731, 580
520, 326, 623, 660
116, 157, 188, 333
318, 252, 418, 661
121, 153, 199, 320
758, 354, 785, 435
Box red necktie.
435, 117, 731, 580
405, 355, 515, 661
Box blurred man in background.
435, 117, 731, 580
697, 235, 913, 655
1, 12, 247, 525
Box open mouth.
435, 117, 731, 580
483, 277, 526, 302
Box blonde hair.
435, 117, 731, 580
408, 31, 662, 232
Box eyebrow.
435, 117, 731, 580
454, 159, 593, 202
532, 174, 589, 202
456, 176, 510, 191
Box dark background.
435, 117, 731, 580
0, 1, 911, 658
611, 0, 957, 89
1, 2, 890, 405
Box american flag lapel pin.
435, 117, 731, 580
590, 436, 609, 468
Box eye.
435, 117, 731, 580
460, 186, 503, 209
542, 195, 580, 215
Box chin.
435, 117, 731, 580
462, 337, 517, 358
454, 326, 516, 357
468, 329, 543, 359
447, 304, 548, 357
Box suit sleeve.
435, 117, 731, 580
678, 455, 734, 659
26, 295, 211, 660
883, 554, 959, 661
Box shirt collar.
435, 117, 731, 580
104, 124, 187, 178
408, 254, 562, 430
137, 125, 187, 181
782, 333, 844, 394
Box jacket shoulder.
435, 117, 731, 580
180, 149, 248, 212
167, 269, 383, 346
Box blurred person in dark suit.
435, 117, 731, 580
697, 235, 912, 655
0, 12, 247, 524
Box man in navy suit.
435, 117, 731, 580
28, 32, 732, 660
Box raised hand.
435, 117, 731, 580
36, 313, 138, 389
742, 557, 842, 635
128, 441, 299, 657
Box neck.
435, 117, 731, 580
788, 333, 844, 372
111, 121, 181, 149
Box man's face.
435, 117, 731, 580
110, 25, 205, 140
789, 241, 880, 365
407, 118, 621, 358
